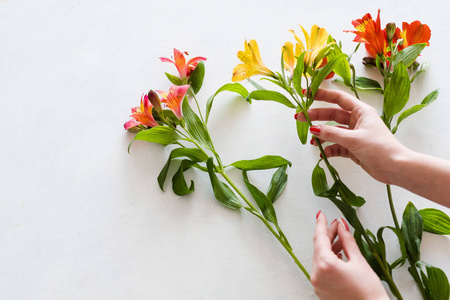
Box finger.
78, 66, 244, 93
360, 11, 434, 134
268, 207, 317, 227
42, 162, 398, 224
337, 218, 362, 261
310, 124, 357, 149
313, 211, 332, 257
327, 219, 339, 242
298, 108, 352, 125
331, 238, 343, 255
313, 89, 361, 111
323, 144, 352, 159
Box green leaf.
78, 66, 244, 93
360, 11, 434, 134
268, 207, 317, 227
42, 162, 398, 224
338, 181, 366, 207
383, 62, 411, 120
187, 61, 205, 94
230, 155, 292, 171
172, 160, 196, 196
392, 89, 439, 134
392, 43, 427, 69
296, 110, 309, 145
206, 83, 249, 123
128, 127, 181, 152
354, 233, 385, 279
242, 171, 277, 224
335, 76, 383, 91
401, 202, 423, 262
327, 36, 352, 87
206, 158, 242, 209
266, 165, 288, 203
293, 52, 307, 95
248, 78, 266, 91
182, 97, 213, 149
165, 72, 183, 85
311, 160, 330, 197
310, 53, 347, 98
419, 208, 450, 235
377, 226, 408, 269
426, 265, 450, 300
157, 148, 209, 191
248, 90, 296, 109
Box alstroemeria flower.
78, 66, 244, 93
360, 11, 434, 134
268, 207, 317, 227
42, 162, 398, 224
157, 85, 190, 120
160, 49, 206, 80
124, 94, 159, 130
282, 41, 301, 73
345, 9, 387, 58
289, 25, 331, 68
396, 21, 431, 50
232, 39, 275, 82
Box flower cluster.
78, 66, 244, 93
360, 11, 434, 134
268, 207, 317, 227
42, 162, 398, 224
345, 9, 431, 62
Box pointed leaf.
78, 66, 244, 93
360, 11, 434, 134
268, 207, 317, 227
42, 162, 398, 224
172, 160, 196, 196
206, 83, 249, 123
182, 97, 213, 149
310, 53, 347, 98
327, 36, 351, 87
392, 43, 427, 69
426, 265, 450, 300
230, 155, 292, 171
338, 180, 366, 207
401, 202, 423, 262
128, 127, 181, 152
419, 208, 450, 235
266, 165, 288, 203
243, 171, 277, 224
187, 61, 205, 94
165, 72, 183, 85
296, 111, 309, 144
334, 76, 383, 92
248, 90, 296, 109
384, 62, 411, 120
392, 89, 439, 133
311, 160, 329, 197
293, 52, 307, 95
206, 158, 242, 209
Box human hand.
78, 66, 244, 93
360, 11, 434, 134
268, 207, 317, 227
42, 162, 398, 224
295, 89, 409, 184
311, 211, 389, 300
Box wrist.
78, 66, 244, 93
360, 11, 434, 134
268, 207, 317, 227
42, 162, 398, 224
384, 144, 416, 186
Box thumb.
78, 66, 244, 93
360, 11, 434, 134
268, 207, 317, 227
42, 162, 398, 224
310, 125, 356, 150
336, 219, 363, 262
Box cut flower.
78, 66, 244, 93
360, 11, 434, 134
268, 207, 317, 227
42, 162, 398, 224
232, 39, 275, 82
160, 49, 206, 80
157, 85, 190, 120
124, 94, 159, 130
289, 25, 331, 68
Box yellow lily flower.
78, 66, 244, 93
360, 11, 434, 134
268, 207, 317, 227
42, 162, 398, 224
232, 39, 275, 82
289, 25, 331, 68
282, 41, 301, 73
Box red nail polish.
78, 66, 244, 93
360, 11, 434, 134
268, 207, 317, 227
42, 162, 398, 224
337, 253, 343, 259
331, 219, 337, 225
316, 210, 322, 219
310, 137, 315, 145
339, 218, 350, 231
319, 153, 323, 159
302, 89, 306, 95
294, 113, 299, 120
310, 126, 321, 135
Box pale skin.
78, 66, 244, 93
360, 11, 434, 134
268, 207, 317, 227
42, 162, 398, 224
295, 88, 450, 299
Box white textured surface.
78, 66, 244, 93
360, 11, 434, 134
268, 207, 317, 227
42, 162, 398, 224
1, 0, 450, 299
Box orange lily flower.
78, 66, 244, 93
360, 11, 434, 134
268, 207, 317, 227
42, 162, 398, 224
160, 49, 206, 80
232, 39, 275, 82
396, 21, 431, 50
345, 9, 387, 58
289, 25, 331, 68
124, 94, 159, 130
157, 85, 190, 120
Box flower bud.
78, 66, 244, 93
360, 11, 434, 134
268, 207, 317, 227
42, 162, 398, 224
362, 56, 376, 66
386, 23, 397, 42
126, 125, 147, 133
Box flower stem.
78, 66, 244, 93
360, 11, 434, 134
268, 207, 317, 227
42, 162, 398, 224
219, 170, 311, 281
386, 184, 400, 229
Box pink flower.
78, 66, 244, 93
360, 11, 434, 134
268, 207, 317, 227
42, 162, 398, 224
157, 85, 190, 120
124, 94, 159, 130
160, 49, 206, 80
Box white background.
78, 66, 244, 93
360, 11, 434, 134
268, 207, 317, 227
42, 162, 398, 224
1, 0, 450, 299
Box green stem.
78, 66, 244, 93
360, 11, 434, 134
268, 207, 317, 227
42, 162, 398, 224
386, 185, 400, 229
220, 170, 311, 281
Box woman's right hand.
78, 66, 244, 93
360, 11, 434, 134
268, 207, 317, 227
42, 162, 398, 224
295, 88, 409, 185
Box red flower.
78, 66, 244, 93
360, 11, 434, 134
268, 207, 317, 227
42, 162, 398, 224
396, 21, 431, 50
345, 9, 387, 58
160, 49, 206, 80
124, 94, 159, 130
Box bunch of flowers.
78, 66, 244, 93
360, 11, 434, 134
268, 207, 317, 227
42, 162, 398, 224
125, 11, 450, 299
230, 10, 449, 300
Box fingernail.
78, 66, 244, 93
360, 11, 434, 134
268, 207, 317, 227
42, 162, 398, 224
319, 153, 323, 159
310, 137, 315, 145
302, 88, 306, 95
316, 210, 322, 219
338, 218, 350, 231
337, 253, 343, 259
294, 112, 299, 120
331, 219, 337, 225
310, 125, 321, 135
